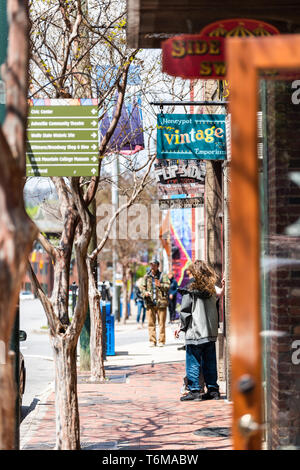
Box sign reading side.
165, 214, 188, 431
162, 19, 279, 80
26, 99, 99, 177
157, 114, 226, 160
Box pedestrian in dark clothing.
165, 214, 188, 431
134, 279, 146, 327
174, 260, 225, 401
168, 272, 178, 323
140, 257, 170, 347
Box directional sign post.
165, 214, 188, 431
26, 99, 99, 176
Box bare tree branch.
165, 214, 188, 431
28, 261, 61, 335
89, 152, 156, 261
37, 232, 59, 262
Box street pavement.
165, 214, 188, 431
19, 298, 54, 420
20, 312, 232, 451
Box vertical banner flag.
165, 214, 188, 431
98, 65, 144, 155
157, 114, 226, 160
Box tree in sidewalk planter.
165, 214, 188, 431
26, 0, 157, 449
28, 159, 156, 449
0, 0, 38, 450
27, 0, 190, 448
29, 177, 93, 450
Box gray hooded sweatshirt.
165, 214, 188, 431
179, 288, 219, 345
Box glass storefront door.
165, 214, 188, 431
260, 78, 300, 449
227, 34, 300, 450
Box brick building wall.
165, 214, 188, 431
265, 80, 300, 449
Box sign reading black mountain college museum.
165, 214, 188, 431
26, 99, 99, 177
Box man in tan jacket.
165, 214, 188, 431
140, 258, 170, 347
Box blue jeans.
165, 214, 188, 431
136, 300, 146, 324
186, 342, 219, 392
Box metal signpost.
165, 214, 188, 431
26, 100, 99, 177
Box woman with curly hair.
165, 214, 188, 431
175, 260, 224, 401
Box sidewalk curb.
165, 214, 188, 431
20, 381, 54, 450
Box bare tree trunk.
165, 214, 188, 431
0, 0, 38, 449
0, 353, 17, 450
52, 335, 79, 450
53, 180, 91, 450
87, 259, 105, 381
29, 178, 91, 450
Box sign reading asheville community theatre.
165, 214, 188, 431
26, 99, 99, 177
157, 114, 226, 160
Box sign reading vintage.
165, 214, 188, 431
157, 114, 226, 160
155, 160, 206, 197
27, 99, 99, 177
162, 19, 279, 79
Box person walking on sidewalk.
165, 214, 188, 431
168, 272, 178, 323
140, 257, 170, 347
134, 278, 146, 328
174, 260, 225, 401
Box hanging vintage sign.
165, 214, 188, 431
157, 114, 226, 160
155, 160, 206, 197
162, 19, 279, 80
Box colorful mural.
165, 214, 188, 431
170, 207, 194, 287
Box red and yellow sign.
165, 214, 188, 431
162, 19, 279, 80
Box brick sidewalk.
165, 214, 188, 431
22, 362, 232, 450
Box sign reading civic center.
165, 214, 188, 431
157, 114, 226, 160
26, 99, 99, 177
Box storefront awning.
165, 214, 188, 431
127, 0, 300, 48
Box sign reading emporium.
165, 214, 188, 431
26, 99, 99, 177
157, 114, 226, 160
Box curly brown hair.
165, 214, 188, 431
188, 260, 217, 297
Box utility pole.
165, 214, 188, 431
112, 154, 119, 320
